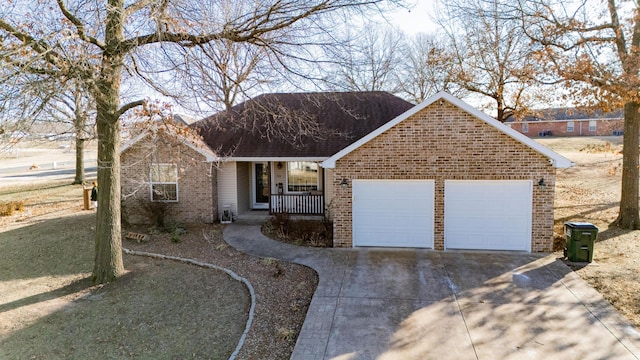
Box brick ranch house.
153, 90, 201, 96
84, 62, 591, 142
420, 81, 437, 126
120, 91, 573, 252
507, 107, 624, 137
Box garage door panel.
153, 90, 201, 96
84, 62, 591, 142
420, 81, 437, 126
353, 180, 434, 248
445, 180, 532, 251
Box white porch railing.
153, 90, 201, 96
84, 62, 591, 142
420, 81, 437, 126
270, 194, 324, 215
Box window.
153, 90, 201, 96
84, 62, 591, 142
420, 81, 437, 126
150, 163, 178, 201
567, 121, 574, 132
287, 161, 319, 192
521, 122, 528, 133
589, 120, 597, 132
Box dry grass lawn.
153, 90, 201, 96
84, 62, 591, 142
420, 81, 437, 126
0, 180, 317, 359
539, 136, 640, 328
0, 182, 249, 359
2, 135, 639, 357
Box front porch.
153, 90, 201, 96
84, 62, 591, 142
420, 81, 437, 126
235, 209, 325, 222
254, 160, 326, 216
218, 160, 328, 221
270, 193, 324, 215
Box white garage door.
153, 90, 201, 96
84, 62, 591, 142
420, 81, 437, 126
445, 180, 532, 251
353, 180, 434, 248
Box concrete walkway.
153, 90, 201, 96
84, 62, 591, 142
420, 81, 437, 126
224, 221, 640, 360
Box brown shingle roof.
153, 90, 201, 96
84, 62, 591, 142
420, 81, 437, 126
191, 92, 414, 158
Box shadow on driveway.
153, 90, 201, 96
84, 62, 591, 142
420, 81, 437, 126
224, 223, 640, 360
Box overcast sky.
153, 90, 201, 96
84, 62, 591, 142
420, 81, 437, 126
386, 0, 438, 34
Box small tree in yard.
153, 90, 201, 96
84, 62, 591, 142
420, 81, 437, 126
510, 0, 640, 228
0, 0, 404, 284
47, 81, 96, 185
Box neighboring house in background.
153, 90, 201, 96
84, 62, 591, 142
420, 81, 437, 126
120, 91, 572, 253
507, 108, 624, 137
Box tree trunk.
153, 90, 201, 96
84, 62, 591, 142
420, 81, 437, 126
91, 0, 126, 285
92, 115, 124, 284
613, 101, 640, 228
73, 138, 85, 184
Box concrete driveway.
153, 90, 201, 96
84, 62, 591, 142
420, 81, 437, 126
224, 222, 640, 360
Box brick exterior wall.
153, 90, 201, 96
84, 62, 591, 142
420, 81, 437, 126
510, 119, 624, 137
121, 133, 217, 225
331, 102, 556, 252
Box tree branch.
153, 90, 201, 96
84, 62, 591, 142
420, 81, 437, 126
118, 100, 146, 117
55, 0, 105, 49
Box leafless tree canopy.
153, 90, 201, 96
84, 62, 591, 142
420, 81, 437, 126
505, 0, 640, 228
323, 22, 404, 93
436, 0, 541, 122
0, 0, 406, 284
395, 33, 466, 103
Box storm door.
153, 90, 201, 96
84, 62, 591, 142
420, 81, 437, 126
252, 162, 270, 209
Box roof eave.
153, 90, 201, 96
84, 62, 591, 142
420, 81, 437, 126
120, 129, 219, 162
322, 91, 574, 169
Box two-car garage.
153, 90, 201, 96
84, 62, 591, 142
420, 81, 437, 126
322, 92, 573, 252
352, 180, 533, 252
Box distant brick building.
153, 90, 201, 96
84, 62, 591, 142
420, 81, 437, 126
507, 108, 624, 137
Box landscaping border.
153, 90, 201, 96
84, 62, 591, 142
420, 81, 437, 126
122, 247, 256, 360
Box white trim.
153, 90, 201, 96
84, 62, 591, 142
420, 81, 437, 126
121, 132, 149, 153
286, 161, 320, 193
149, 163, 179, 202
229, 157, 327, 162
251, 162, 269, 209
321, 92, 574, 169
121, 130, 219, 162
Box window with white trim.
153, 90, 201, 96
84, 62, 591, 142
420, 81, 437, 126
287, 161, 319, 192
521, 122, 528, 133
588, 120, 597, 132
567, 121, 574, 132
150, 163, 178, 201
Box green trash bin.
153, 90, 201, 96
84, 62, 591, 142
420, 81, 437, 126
564, 222, 598, 262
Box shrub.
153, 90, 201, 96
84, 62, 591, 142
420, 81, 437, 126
0, 201, 25, 216
171, 229, 181, 243
264, 216, 333, 247
144, 202, 167, 229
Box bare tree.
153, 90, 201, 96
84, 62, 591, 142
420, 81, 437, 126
437, 0, 539, 122
396, 32, 465, 103
324, 22, 404, 92
0, 0, 404, 284
46, 81, 96, 184
509, 0, 640, 228
179, 40, 271, 111
0, 71, 61, 151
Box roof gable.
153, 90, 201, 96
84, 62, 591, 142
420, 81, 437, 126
121, 123, 218, 162
322, 92, 574, 169
191, 92, 414, 159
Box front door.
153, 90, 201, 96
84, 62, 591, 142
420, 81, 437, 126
253, 162, 269, 209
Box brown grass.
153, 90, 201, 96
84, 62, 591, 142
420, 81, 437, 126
0, 200, 24, 216
540, 136, 640, 328
0, 210, 248, 359
0, 182, 281, 359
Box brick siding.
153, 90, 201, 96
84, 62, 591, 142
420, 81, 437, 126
331, 102, 556, 252
121, 133, 217, 225
510, 119, 624, 137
